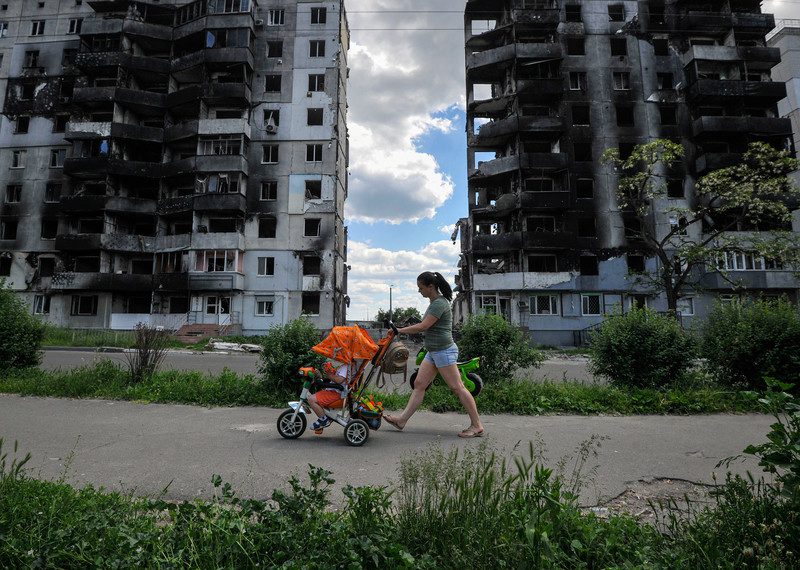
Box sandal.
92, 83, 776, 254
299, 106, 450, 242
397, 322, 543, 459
312, 417, 332, 430
384, 415, 405, 431
458, 427, 484, 439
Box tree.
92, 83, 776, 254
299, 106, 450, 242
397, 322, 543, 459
601, 141, 800, 313
0, 282, 45, 370
374, 306, 423, 325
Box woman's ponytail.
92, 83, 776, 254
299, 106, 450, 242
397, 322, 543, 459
433, 272, 453, 302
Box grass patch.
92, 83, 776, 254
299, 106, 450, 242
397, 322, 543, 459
1, 439, 797, 568
0, 361, 760, 415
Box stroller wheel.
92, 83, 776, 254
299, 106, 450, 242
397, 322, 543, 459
408, 371, 432, 392
344, 419, 370, 447
465, 372, 484, 398
277, 409, 307, 439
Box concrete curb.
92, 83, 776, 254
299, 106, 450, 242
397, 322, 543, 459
43, 346, 214, 355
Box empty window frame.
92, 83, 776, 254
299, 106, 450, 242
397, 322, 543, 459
258, 217, 277, 238
30, 20, 45, 36
610, 37, 627, 56
303, 255, 321, 275
260, 180, 277, 200
528, 255, 558, 272
15, 116, 29, 134
196, 250, 241, 272
264, 74, 281, 92
659, 106, 677, 125
657, 72, 673, 90
257, 256, 275, 276
608, 4, 624, 21
308, 74, 325, 91
577, 217, 596, 237
53, 114, 68, 132
572, 105, 590, 125
573, 142, 592, 162
267, 41, 283, 57
4, 184, 21, 203
530, 294, 559, 315
307, 108, 323, 125
199, 135, 244, 156
50, 149, 66, 167
306, 144, 323, 162
309, 40, 325, 57
33, 294, 51, 314
40, 218, 58, 239
301, 292, 320, 315
44, 183, 61, 203
68, 18, 82, 34
627, 254, 646, 273
576, 177, 594, 199
525, 177, 554, 192
11, 150, 26, 168
569, 71, 587, 90
0, 256, 10, 276
666, 178, 684, 198
24, 50, 39, 68
528, 216, 556, 232
653, 38, 669, 56
579, 256, 599, 275
304, 218, 321, 236
305, 180, 322, 199
616, 105, 635, 126
565, 5, 582, 22
581, 294, 602, 316
1, 219, 18, 239
566, 37, 585, 55
262, 144, 279, 164
256, 298, 274, 316
70, 295, 98, 316
613, 72, 630, 90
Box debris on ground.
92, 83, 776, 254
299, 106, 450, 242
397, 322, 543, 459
206, 339, 262, 353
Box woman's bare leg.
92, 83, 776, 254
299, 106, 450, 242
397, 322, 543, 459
385, 359, 437, 429
439, 364, 483, 431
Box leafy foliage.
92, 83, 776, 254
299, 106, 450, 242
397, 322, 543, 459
457, 313, 544, 383
0, 282, 45, 371
601, 141, 800, 312
700, 299, 800, 390
588, 308, 697, 388
258, 318, 324, 390
375, 306, 422, 325
124, 324, 172, 383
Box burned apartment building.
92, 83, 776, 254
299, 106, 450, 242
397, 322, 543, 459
0, 0, 349, 334
458, 0, 799, 346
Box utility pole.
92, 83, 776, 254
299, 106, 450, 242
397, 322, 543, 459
389, 284, 394, 322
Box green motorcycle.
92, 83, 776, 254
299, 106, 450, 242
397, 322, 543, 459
408, 348, 484, 397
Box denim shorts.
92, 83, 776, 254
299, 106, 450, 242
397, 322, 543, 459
423, 344, 459, 368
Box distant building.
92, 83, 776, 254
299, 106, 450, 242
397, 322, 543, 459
458, 0, 798, 346
767, 19, 800, 186
0, 0, 350, 334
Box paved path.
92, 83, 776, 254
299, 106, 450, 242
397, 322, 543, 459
41, 349, 597, 389
0, 394, 769, 506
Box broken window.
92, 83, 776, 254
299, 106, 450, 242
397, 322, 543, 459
581, 294, 602, 316
208, 218, 238, 233
0, 256, 10, 276
653, 38, 669, 56
576, 178, 593, 199
70, 295, 98, 316
530, 294, 559, 315
303, 255, 321, 275
579, 256, 599, 275
0, 22, 7, 37
308, 74, 325, 92
33, 295, 51, 314
608, 4, 624, 21
53, 115, 68, 133
667, 179, 684, 198
302, 292, 320, 315
624, 218, 642, 239
657, 72, 673, 90
24, 50, 39, 68
258, 217, 277, 238
74, 256, 100, 272
126, 296, 151, 313
572, 105, 590, 126
306, 144, 323, 162
304, 218, 321, 236
307, 108, 323, 126
169, 297, 189, 313
50, 149, 66, 167
4, 184, 21, 203
256, 298, 274, 316
309, 40, 325, 57
613, 72, 630, 90
565, 4, 581, 22
40, 218, 58, 239
262, 144, 279, 164
618, 143, 635, 160
197, 250, 240, 273
569, 71, 587, 90
260, 180, 277, 201
528, 255, 557, 272
676, 297, 694, 316
15, 116, 29, 134
659, 106, 677, 125
628, 295, 648, 310
566, 37, 585, 56
1, 219, 18, 239
39, 257, 55, 277
11, 150, 26, 168
267, 41, 283, 58
257, 256, 275, 276
528, 216, 555, 232
305, 180, 322, 199
577, 217, 596, 237
130, 259, 153, 274
264, 109, 280, 129
264, 74, 281, 92
573, 142, 592, 162
610, 37, 627, 57
616, 105, 635, 127
525, 178, 554, 192
311, 7, 327, 24
626, 254, 646, 273
68, 18, 82, 34
30, 20, 45, 36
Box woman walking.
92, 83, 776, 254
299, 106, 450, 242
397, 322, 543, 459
384, 271, 485, 438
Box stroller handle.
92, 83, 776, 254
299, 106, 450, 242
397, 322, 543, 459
383, 319, 399, 336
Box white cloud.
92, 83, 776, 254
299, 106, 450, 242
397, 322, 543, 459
346, 239, 461, 321
344, 0, 466, 224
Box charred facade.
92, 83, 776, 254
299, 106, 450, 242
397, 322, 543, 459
458, 0, 799, 346
0, 0, 349, 333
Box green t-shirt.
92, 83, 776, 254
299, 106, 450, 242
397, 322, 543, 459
424, 297, 454, 351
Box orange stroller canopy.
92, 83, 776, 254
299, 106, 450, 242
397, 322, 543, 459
311, 325, 379, 364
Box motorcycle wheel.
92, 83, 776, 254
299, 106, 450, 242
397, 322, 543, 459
465, 372, 484, 398
277, 409, 307, 439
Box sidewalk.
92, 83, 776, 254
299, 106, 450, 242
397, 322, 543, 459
0, 394, 770, 506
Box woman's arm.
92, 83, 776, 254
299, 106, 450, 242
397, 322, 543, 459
397, 314, 438, 334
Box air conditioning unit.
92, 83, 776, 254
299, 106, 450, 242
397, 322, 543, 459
306, 91, 312, 97
265, 124, 277, 134
254, 18, 264, 26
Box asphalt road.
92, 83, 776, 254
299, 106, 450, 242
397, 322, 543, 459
41, 348, 597, 388
0, 394, 770, 506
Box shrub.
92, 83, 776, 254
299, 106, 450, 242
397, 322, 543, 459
588, 308, 696, 388
258, 318, 324, 390
700, 299, 800, 390
457, 313, 543, 383
124, 324, 172, 383
0, 283, 45, 371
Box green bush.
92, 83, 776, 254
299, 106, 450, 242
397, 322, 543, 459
588, 308, 697, 388
457, 313, 543, 383
0, 283, 45, 371
700, 299, 800, 390
258, 317, 324, 390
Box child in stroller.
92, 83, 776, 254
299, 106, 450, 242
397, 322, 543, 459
308, 361, 351, 430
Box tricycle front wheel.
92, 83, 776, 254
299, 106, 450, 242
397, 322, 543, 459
277, 409, 307, 439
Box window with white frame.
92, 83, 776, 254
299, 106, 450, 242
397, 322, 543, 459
68, 18, 82, 34
308, 73, 325, 91
257, 256, 275, 276
717, 251, 782, 271
206, 295, 231, 315
50, 149, 66, 168
306, 144, 323, 162
262, 144, 279, 164
478, 294, 497, 314
676, 297, 694, 316
569, 71, 587, 90
268, 9, 285, 25
581, 294, 602, 315
11, 150, 26, 168
0, 22, 7, 37
260, 180, 277, 200
530, 294, 559, 315
309, 40, 325, 57
195, 250, 241, 273
30, 20, 45, 36
311, 7, 327, 24
613, 72, 630, 90
256, 297, 274, 316
33, 294, 50, 315
4, 184, 21, 203
70, 294, 98, 316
